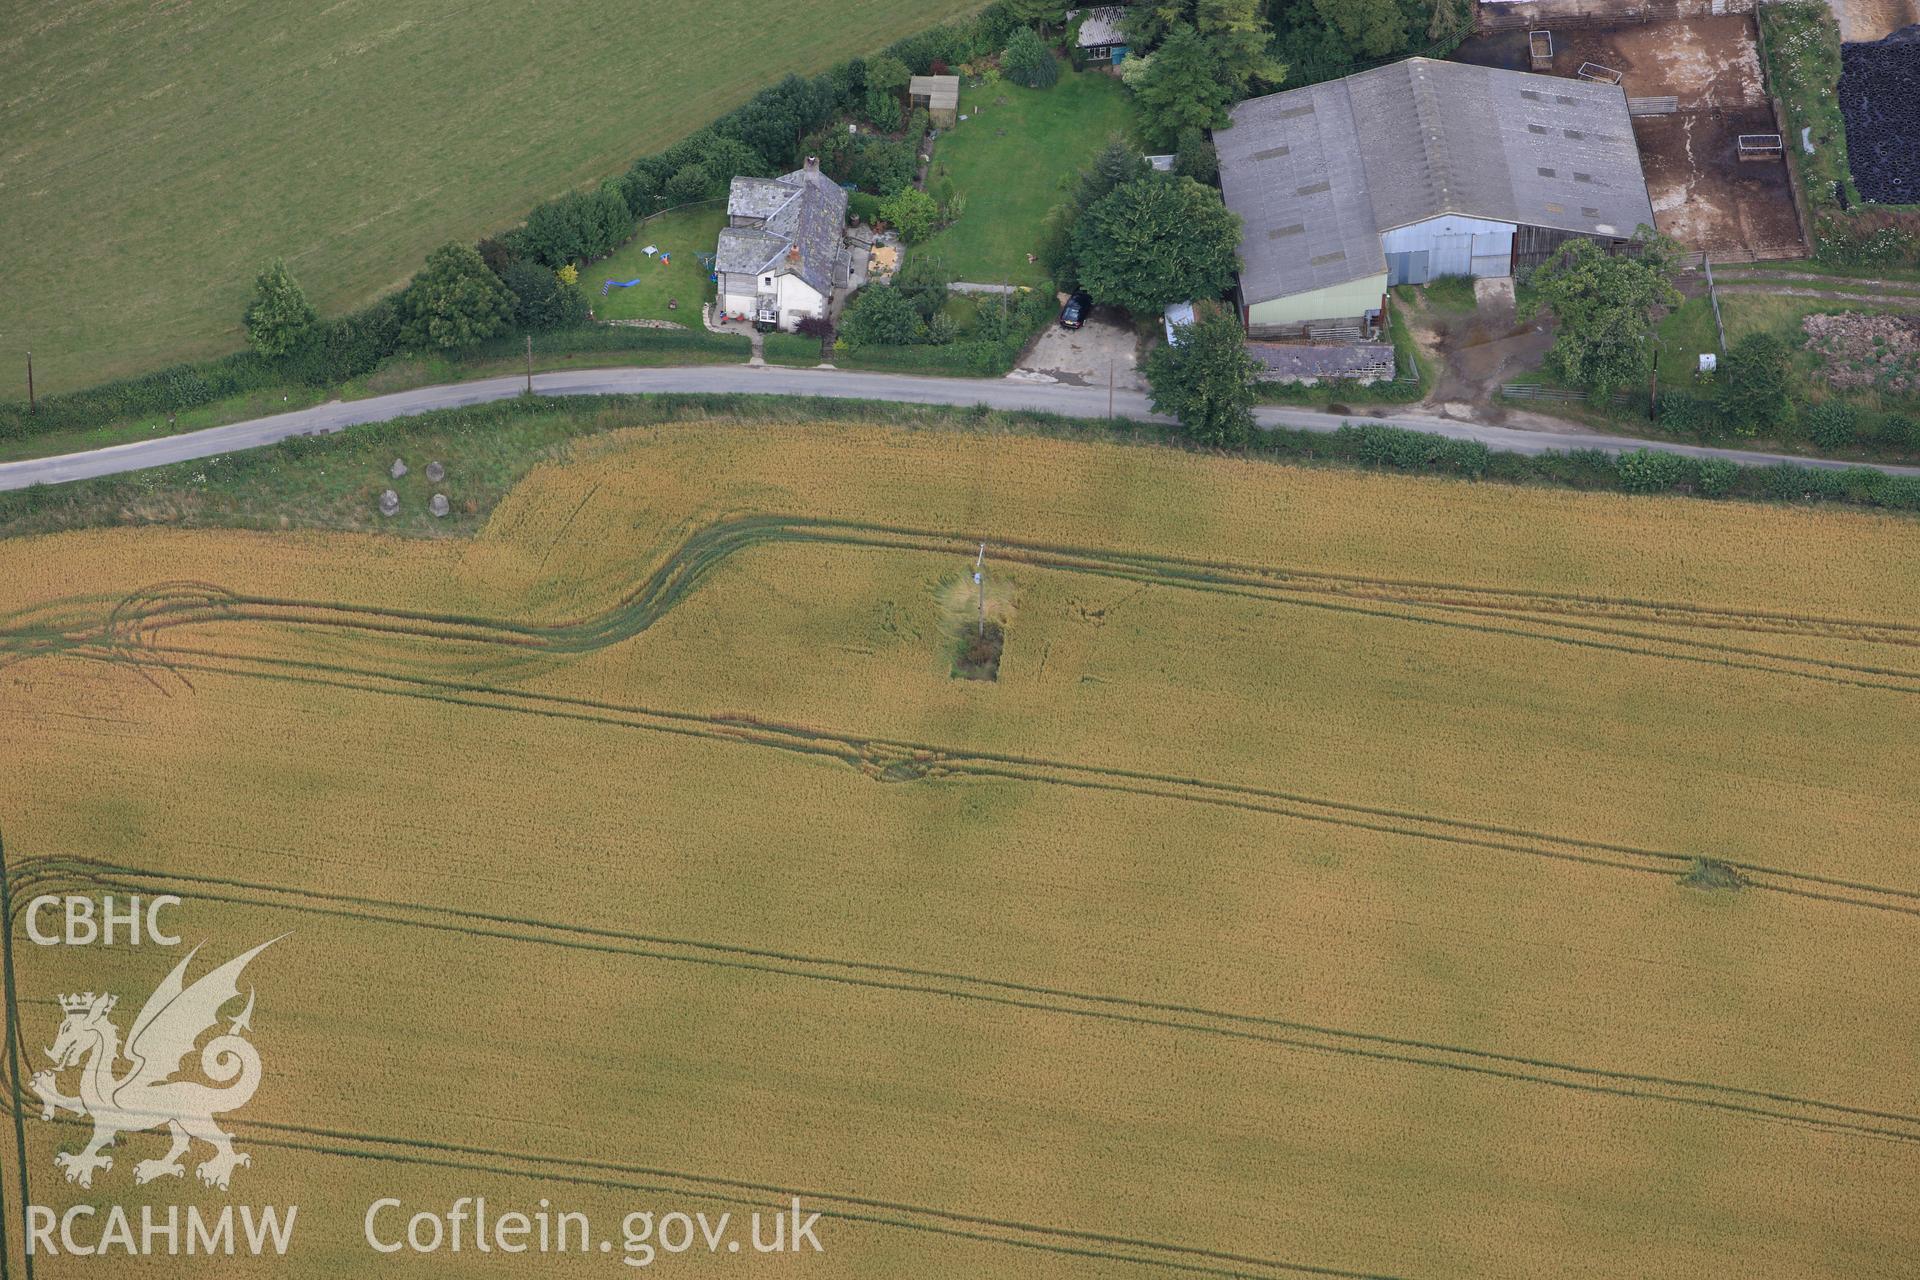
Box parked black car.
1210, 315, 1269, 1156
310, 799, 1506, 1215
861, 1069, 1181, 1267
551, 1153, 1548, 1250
1060, 291, 1092, 329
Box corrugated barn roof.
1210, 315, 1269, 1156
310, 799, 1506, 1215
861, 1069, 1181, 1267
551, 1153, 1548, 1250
1218, 58, 1657, 306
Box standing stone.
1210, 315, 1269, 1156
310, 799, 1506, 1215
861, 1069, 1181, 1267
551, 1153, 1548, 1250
390, 458, 408, 479
378, 489, 400, 517
425, 460, 446, 482
429, 493, 450, 518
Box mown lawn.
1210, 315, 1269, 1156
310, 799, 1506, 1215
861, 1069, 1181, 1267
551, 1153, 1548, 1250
0, 0, 978, 400
916, 64, 1134, 286
587, 203, 727, 323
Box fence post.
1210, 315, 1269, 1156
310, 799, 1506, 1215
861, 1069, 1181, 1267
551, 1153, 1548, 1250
1703, 258, 1727, 352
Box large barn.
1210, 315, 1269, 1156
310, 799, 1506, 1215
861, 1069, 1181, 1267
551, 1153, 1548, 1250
1216, 57, 1656, 336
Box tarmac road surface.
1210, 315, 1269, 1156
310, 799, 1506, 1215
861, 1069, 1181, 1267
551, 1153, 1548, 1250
3, 364, 1916, 491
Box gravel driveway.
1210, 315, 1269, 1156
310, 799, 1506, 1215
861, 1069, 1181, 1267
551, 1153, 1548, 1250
1013, 305, 1145, 390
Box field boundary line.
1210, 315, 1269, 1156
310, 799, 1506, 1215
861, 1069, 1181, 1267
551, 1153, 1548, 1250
102, 644, 1920, 922
13, 859, 1920, 1150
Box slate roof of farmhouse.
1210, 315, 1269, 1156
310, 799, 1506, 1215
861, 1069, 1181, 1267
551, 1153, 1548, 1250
718, 162, 849, 294
1217, 58, 1655, 304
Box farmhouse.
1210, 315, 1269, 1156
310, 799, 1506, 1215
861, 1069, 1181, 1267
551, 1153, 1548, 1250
1216, 57, 1655, 335
715, 157, 850, 332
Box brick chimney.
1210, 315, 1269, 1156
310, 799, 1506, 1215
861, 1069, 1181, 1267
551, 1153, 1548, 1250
804, 155, 820, 173
787, 242, 801, 266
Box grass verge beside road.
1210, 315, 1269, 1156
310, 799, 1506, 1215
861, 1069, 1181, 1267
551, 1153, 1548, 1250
0, 329, 749, 464
6, 391, 1917, 544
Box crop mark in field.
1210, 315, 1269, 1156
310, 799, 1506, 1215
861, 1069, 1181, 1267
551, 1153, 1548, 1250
7, 516, 1920, 697
12, 857, 1920, 1151
85, 643, 1920, 925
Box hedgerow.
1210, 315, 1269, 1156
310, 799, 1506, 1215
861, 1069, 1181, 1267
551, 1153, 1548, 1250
1, 6, 1022, 443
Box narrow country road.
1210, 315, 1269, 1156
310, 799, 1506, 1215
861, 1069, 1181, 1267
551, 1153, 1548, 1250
3, 364, 1916, 491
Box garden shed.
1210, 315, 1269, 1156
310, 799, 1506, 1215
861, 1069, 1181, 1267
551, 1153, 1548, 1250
909, 75, 960, 128
1069, 7, 1131, 65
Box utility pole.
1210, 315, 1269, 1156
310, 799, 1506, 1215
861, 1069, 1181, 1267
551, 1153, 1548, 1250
525, 335, 533, 395
1108, 359, 1114, 422
973, 542, 986, 638
25, 351, 34, 413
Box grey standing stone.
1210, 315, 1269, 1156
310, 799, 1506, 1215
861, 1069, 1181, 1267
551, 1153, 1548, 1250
378, 489, 400, 516
429, 493, 450, 518
390, 458, 408, 479
425, 460, 446, 482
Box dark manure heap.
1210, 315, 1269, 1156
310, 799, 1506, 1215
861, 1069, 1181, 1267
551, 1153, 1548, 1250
1840, 25, 1920, 203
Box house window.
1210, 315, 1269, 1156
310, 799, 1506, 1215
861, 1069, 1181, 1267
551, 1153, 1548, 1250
761, 276, 772, 289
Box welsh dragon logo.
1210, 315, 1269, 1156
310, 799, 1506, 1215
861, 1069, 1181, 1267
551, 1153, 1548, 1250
30, 939, 279, 1191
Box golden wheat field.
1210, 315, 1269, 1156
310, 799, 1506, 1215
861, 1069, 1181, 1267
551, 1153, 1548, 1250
1, 421, 1917, 1277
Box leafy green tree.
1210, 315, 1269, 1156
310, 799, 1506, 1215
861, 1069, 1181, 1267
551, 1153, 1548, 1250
399, 243, 512, 351
1040, 138, 1151, 291
1522, 228, 1682, 400
1003, 28, 1060, 88
1427, 0, 1469, 41
1006, 0, 1071, 30
1716, 331, 1794, 437
1173, 126, 1218, 183
501, 260, 587, 332
1311, 0, 1407, 58
663, 164, 716, 207
1125, 0, 1280, 95
866, 88, 903, 131
244, 259, 317, 360
892, 255, 954, 320
1126, 24, 1238, 146
1144, 303, 1261, 446
880, 187, 939, 242
839, 285, 926, 347
865, 55, 911, 96
851, 138, 916, 196
1072, 174, 1242, 315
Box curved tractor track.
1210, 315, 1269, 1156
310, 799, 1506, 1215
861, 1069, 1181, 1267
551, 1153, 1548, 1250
5, 514, 1920, 922
7, 514, 1920, 696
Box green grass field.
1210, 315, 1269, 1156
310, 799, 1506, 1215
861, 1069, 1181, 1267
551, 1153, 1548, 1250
586, 203, 727, 322
0, 0, 978, 400
917, 64, 1133, 285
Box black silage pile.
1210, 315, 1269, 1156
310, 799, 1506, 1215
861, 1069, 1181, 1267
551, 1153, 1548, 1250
1840, 25, 1920, 203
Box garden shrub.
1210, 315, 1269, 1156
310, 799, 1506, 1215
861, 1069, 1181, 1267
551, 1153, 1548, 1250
1656, 391, 1717, 436
1002, 29, 1060, 89
1695, 457, 1739, 498
839, 286, 927, 347
865, 89, 903, 132
1883, 414, 1920, 451
1803, 400, 1860, 449
1616, 448, 1690, 493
